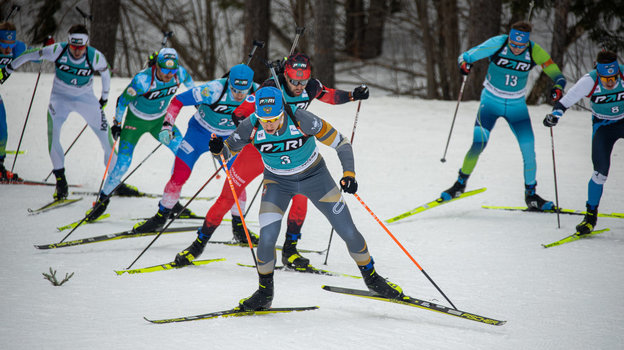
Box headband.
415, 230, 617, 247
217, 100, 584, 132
0, 30, 16, 41
68, 33, 89, 46
596, 60, 619, 77
509, 29, 530, 44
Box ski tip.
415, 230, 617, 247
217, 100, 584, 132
114, 270, 125, 276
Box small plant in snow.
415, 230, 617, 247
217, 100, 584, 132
42, 267, 74, 286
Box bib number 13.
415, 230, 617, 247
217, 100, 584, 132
504, 74, 518, 87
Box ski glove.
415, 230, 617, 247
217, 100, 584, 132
351, 85, 369, 100
550, 85, 563, 102
99, 98, 108, 109
340, 176, 358, 194
209, 134, 224, 154
44, 35, 55, 46
543, 109, 563, 127
159, 122, 174, 145
0, 66, 11, 84
111, 120, 122, 140
458, 60, 472, 76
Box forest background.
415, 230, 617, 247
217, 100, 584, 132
1, 0, 622, 104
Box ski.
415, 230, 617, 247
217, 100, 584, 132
542, 228, 610, 248
386, 188, 487, 223
6, 150, 26, 154
208, 240, 326, 255
1, 179, 82, 187
483, 205, 624, 219
115, 258, 225, 275
322, 285, 505, 326
144, 306, 319, 324
34, 225, 199, 250
56, 213, 111, 231
237, 263, 361, 279
27, 198, 83, 215
71, 190, 215, 201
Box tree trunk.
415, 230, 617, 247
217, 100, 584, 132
345, 0, 365, 57
415, 0, 438, 99
244, 0, 271, 83
463, 0, 501, 101
205, 0, 216, 79
527, 1, 569, 105
360, 0, 388, 59
90, 0, 121, 72
440, 0, 459, 99
313, 0, 335, 86
292, 0, 309, 54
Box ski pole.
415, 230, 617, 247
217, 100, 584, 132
289, 27, 306, 56
75, 6, 93, 25
440, 75, 467, 163
549, 127, 561, 229
10, 43, 48, 177
125, 164, 224, 269
244, 182, 263, 217
43, 124, 88, 182
246, 40, 265, 65
324, 100, 362, 265
58, 144, 163, 243
219, 151, 258, 267
96, 133, 119, 196
4, 5, 20, 22
353, 192, 458, 310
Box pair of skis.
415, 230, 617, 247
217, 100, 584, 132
144, 286, 506, 326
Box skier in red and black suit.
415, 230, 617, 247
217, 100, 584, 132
174, 53, 369, 269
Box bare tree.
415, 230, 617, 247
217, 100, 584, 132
313, 0, 335, 86
90, 0, 121, 72
416, 0, 439, 99
463, 0, 502, 101
244, 0, 270, 82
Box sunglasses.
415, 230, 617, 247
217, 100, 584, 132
230, 87, 250, 95
159, 67, 178, 75
258, 112, 283, 123
0, 41, 16, 49
69, 44, 86, 50
288, 78, 309, 86
600, 75, 618, 85
509, 42, 527, 50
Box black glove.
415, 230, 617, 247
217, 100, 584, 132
340, 176, 358, 194
232, 112, 245, 127
543, 110, 563, 127
99, 98, 108, 109
458, 60, 472, 75
209, 135, 224, 154
550, 85, 563, 102
0, 67, 11, 85
111, 120, 122, 140
351, 85, 369, 100
147, 51, 159, 67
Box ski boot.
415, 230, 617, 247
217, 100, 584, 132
85, 193, 110, 222
133, 204, 171, 233
239, 272, 274, 311
281, 232, 310, 269
524, 183, 555, 211
174, 225, 216, 266
358, 258, 404, 299
171, 201, 195, 219
114, 183, 142, 197
232, 215, 259, 244
52, 168, 69, 200
440, 170, 469, 201
576, 204, 598, 235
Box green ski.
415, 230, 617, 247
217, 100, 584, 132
145, 306, 319, 323
57, 213, 111, 231
115, 258, 225, 275
386, 188, 487, 223
483, 205, 623, 219
542, 228, 610, 248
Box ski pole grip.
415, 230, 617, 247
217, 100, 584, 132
253, 39, 265, 48
296, 26, 305, 35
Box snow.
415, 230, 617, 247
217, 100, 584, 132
1, 72, 623, 350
